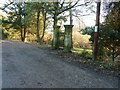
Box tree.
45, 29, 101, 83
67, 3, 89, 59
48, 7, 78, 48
23, 2, 48, 44
1, 1, 50, 43
43, 0, 90, 49
36, 3, 47, 44
103, 2, 120, 61
81, 2, 120, 61
1, 2, 31, 42
81, 23, 120, 61
1, 0, 96, 48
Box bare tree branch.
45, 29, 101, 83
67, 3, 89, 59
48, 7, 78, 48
60, 0, 65, 9
58, 0, 79, 15
1, 2, 13, 10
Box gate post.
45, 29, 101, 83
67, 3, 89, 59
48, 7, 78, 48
64, 25, 73, 52
52, 26, 61, 49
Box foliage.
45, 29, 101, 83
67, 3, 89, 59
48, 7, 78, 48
81, 23, 120, 61
80, 49, 92, 59
72, 48, 92, 59
1, 2, 34, 41
81, 2, 120, 61
92, 60, 119, 70
73, 31, 91, 49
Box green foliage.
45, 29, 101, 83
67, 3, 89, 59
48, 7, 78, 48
81, 2, 120, 61
73, 42, 80, 48
80, 49, 92, 59
81, 27, 94, 43
81, 24, 120, 61
92, 60, 119, 70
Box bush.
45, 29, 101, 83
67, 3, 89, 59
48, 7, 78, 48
80, 50, 92, 58
93, 60, 119, 70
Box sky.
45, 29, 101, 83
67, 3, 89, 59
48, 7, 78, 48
0, 0, 7, 15
0, 0, 98, 27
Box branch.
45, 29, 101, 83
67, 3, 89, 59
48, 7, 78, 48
74, 2, 90, 8
1, 2, 13, 10
60, 0, 65, 9
42, 3, 55, 14
72, 13, 91, 17
114, 50, 120, 58
58, 0, 79, 15
72, 14, 86, 27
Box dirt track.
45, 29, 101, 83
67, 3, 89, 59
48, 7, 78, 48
2, 40, 119, 88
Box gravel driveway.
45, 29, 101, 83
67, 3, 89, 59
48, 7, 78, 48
2, 40, 119, 88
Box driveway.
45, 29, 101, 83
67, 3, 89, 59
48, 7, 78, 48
2, 40, 119, 88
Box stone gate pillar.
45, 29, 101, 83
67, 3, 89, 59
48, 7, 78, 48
52, 26, 61, 49
64, 25, 73, 52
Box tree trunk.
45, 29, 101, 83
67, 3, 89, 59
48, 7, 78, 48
52, 13, 59, 49
39, 8, 46, 44
69, 2, 73, 25
112, 48, 115, 61
20, 29, 23, 42
69, 2, 73, 49
19, 14, 24, 42
36, 8, 41, 43
20, 28, 26, 42
52, 2, 60, 49
23, 26, 26, 42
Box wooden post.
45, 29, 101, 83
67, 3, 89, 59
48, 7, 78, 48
93, 2, 101, 60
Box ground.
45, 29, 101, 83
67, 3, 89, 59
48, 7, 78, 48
1, 40, 119, 88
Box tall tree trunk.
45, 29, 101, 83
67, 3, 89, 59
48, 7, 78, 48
69, 1, 73, 48
36, 8, 41, 43
22, 2, 27, 42
19, 14, 24, 42
39, 8, 46, 44
69, 1, 73, 25
52, 13, 59, 49
53, 14, 57, 33
52, 2, 59, 49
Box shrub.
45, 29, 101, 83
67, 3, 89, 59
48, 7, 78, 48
80, 50, 92, 58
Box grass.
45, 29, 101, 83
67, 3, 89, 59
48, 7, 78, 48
72, 48, 92, 59
92, 60, 119, 70
71, 48, 119, 71
72, 48, 92, 52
